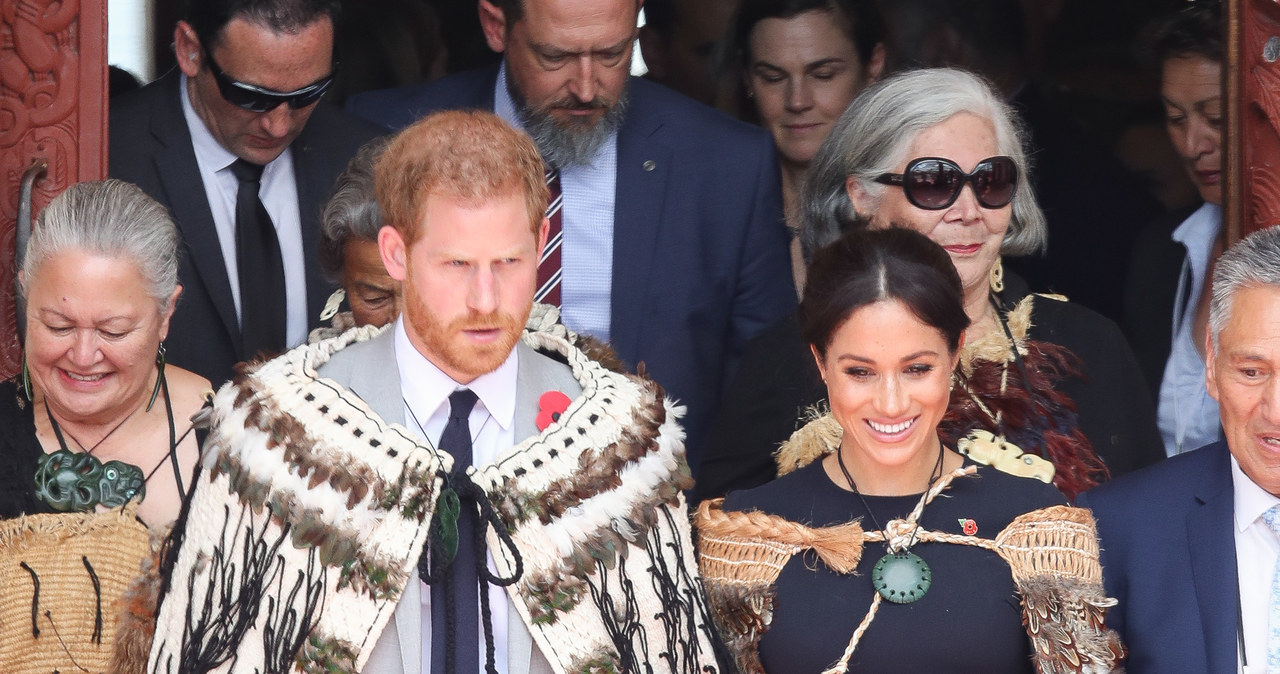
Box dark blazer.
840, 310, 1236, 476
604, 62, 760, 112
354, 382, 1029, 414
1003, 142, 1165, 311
1075, 441, 1237, 674
1122, 205, 1200, 398
347, 66, 796, 466
109, 72, 384, 386
696, 270, 1164, 501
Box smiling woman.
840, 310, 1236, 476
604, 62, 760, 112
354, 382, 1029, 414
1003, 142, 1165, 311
9, 181, 211, 526
0, 180, 212, 673
696, 229, 1124, 673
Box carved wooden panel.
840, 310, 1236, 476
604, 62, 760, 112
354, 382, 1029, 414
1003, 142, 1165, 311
1227, 0, 1280, 241
0, 0, 106, 379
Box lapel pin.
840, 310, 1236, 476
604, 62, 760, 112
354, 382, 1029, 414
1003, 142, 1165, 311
642, 160, 656, 172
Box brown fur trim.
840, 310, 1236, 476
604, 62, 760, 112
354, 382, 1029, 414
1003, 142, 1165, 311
109, 530, 166, 674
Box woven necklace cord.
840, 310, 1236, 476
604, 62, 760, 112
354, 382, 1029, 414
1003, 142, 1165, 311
836, 436, 946, 544
35, 375, 184, 512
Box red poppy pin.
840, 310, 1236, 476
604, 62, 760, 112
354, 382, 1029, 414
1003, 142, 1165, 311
959, 518, 978, 536
536, 391, 572, 431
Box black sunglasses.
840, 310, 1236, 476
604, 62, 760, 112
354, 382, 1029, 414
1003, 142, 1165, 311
874, 156, 1018, 210
204, 49, 335, 112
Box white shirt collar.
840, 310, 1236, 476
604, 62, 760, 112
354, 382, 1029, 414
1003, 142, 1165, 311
1233, 454, 1280, 533
392, 317, 518, 435
181, 73, 239, 171
1172, 202, 1222, 256
180, 73, 290, 175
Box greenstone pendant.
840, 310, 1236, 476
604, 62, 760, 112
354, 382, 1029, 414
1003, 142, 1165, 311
871, 551, 931, 604
33, 448, 145, 512
434, 487, 461, 563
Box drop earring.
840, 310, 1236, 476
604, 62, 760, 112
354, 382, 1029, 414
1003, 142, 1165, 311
147, 343, 167, 412
21, 357, 31, 400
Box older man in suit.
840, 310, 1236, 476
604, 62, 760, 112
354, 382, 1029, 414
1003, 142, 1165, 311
144, 110, 718, 674
1077, 225, 1280, 673
110, 0, 382, 386
346, 0, 795, 468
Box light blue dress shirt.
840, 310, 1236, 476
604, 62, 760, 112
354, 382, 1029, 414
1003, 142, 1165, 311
1157, 202, 1223, 456
493, 62, 616, 342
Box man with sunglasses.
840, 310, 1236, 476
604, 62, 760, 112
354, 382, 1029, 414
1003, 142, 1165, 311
348, 0, 796, 469
109, 0, 383, 387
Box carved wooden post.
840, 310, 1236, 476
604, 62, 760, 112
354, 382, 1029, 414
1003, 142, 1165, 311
0, 0, 107, 379
1227, 0, 1280, 241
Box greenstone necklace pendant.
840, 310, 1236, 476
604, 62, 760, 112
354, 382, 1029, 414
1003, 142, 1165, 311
871, 550, 932, 604
33, 449, 146, 512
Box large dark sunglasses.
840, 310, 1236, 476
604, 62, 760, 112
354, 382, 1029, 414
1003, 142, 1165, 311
874, 156, 1018, 210
205, 49, 335, 112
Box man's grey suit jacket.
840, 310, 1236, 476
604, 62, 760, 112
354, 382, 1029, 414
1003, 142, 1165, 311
317, 329, 580, 674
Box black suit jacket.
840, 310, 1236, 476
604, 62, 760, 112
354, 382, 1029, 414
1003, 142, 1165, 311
109, 72, 384, 385
347, 67, 797, 465
1076, 442, 1238, 674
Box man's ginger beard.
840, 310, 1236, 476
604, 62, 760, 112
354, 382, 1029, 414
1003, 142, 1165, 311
402, 273, 531, 381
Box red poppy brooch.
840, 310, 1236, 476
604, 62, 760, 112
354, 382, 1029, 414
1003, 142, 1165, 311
536, 391, 572, 431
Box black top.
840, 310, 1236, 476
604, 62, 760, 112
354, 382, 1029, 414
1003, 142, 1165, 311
695, 270, 1164, 501
723, 460, 1065, 673
0, 379, 58, 518
0, 378, 201, 519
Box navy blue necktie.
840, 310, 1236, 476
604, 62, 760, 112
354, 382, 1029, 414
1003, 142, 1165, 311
431, 389, 480, 674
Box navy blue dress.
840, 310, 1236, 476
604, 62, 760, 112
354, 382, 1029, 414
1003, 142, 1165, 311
723, 459, 1065, 673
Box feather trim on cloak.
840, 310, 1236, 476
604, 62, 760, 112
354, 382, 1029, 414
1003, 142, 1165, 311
142, 305, 719, 674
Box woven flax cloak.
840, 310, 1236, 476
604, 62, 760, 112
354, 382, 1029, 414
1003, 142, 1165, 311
144, 307, 719, 673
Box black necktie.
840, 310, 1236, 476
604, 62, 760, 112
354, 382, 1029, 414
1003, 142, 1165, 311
431, 389, 480, 674
229, 159, 287, 360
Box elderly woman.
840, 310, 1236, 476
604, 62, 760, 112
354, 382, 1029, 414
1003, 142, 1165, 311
0, 180, 210, 671
697, 68, 1161, 501
313, 137, 400, 338
696, 228, 1123, 673
733, 0, 885, 290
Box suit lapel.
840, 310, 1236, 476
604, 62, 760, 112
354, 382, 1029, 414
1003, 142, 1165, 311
513, 344, 538, 442
610, 88, 671, 362
150, 75, 241, 351
1186, 444, 1239, 673
341, 330, 404, 425
290, 123, 331, 326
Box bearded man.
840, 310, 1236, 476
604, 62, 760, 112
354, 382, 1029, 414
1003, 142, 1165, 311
347, 0, 795, 471
141, 111, 721, 674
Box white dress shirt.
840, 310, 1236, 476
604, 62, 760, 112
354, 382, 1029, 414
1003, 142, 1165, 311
1158, 202, 1223, 456
1233, 456, 1280, 673
493, 61, 617, 342
393, 318, 516, 674
180, 74, 309, 347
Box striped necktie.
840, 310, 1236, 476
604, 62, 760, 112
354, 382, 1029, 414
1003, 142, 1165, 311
535, 168, 563, 306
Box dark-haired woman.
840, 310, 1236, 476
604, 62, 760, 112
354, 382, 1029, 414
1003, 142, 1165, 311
1124, 1, 1225, 457
696, 228, 1123, 673
733, 0, 885, 291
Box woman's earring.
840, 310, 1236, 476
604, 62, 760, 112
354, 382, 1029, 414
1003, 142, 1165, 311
147, 342, 167, 412
21, 357, 31, 400
988, 257, 1005, 294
